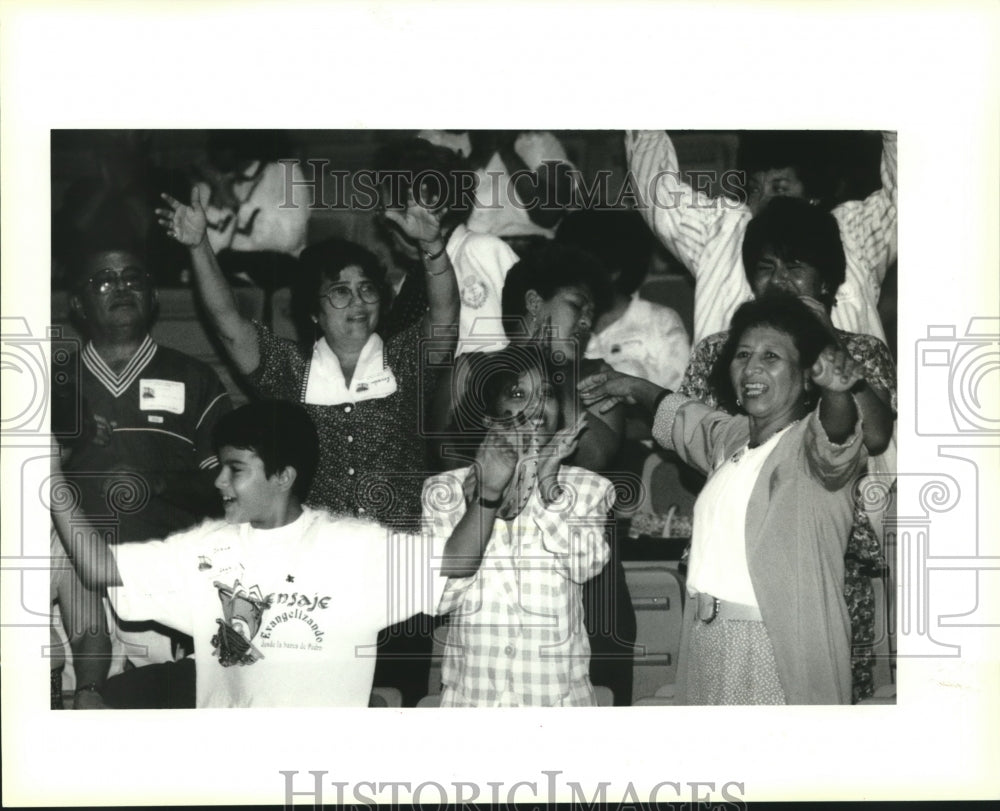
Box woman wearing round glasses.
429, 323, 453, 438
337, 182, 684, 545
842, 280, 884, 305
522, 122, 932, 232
158, 187, 459, 525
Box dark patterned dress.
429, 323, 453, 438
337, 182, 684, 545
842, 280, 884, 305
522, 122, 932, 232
679, 328, 897, 702
249, 320, 435, 529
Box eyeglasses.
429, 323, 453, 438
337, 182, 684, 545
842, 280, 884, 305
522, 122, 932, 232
319, 281, 381, 309
84, 269, 150, 296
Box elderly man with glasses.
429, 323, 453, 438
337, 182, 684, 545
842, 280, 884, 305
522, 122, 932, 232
54, 240, 232, 708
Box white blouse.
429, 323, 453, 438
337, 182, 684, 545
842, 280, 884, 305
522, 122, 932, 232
686, 424, 794, 606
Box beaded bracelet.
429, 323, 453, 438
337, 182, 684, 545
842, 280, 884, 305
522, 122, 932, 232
74, 682, 101, 696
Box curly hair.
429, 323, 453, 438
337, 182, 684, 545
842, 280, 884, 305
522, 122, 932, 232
709, 292, 835, 414
292, 237, 391, 337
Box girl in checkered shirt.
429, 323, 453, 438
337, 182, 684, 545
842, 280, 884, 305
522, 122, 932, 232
422, 345, 616, 706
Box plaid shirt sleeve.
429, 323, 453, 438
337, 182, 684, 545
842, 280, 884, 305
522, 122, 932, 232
421, 468, 479, 614
534, 468, 615, 584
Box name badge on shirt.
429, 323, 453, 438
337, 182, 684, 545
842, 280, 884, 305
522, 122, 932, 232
139, 379, 185, 414
353, 370, 397, 400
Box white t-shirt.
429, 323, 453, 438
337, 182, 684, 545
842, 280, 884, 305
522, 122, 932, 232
109, 508, 446, 707
447, 223, 518, 356
687, 425, 792, 606
585, 294, 691, 391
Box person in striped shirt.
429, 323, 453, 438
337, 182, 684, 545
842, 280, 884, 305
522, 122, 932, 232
626, 129, 896, 344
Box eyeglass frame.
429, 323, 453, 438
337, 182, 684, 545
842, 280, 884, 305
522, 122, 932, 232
318, 281, 382, 310
81, 268, 152, 296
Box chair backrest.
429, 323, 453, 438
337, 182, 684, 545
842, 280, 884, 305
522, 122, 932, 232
623, 561, 685, 703
368, 686, 403, 708
592, 685, 614, 707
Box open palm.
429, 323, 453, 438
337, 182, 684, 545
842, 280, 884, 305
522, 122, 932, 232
156, 187, 208, 247
382, 192, 445, 244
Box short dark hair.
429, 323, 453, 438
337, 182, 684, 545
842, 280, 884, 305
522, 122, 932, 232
372, 136, 477, 230
68, 235, 149, 292
500, 242, 612, 338
742, 197, 846, 310
736, 131, 828, 201
293, 237, 390, 330
555, 210, 653, 297
710, 292, 834, 414
213, 400, 319, 500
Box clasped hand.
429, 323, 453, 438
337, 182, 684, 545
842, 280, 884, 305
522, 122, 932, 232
474, 415, 587, 501
811, 346, 863, 393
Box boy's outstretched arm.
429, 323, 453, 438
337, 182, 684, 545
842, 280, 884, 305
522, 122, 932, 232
50, 450, 123, 590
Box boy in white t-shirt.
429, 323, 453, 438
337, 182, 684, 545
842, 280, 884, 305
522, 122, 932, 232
50, 400, 487, 708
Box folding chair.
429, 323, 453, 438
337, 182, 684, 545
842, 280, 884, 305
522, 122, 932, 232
623, 561, 685, 703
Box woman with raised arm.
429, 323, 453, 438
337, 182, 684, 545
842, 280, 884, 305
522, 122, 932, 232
677, 196, 897, 702
158, 186, 459, 525
580, 293, 869, 704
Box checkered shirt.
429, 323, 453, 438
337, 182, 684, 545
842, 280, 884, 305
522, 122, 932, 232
423, 465, 614, 707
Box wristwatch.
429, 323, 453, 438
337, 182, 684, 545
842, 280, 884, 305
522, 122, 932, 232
476, 491, 503, 509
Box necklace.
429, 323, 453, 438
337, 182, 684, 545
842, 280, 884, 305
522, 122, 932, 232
734, 418, 801, 462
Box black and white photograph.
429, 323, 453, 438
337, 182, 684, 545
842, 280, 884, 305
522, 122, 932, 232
2, 1, 998, 807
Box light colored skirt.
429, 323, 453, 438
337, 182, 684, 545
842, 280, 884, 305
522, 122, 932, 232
676, 603, 786, 705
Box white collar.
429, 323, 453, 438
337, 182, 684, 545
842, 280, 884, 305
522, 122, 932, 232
304, 332, 397, 405
82, 335, 157, 398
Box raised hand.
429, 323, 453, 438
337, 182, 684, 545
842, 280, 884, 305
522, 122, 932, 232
811, 346, 863, 393
381, 190, 446, 247
157, 187, 208, 247
474, 425, 520, 501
